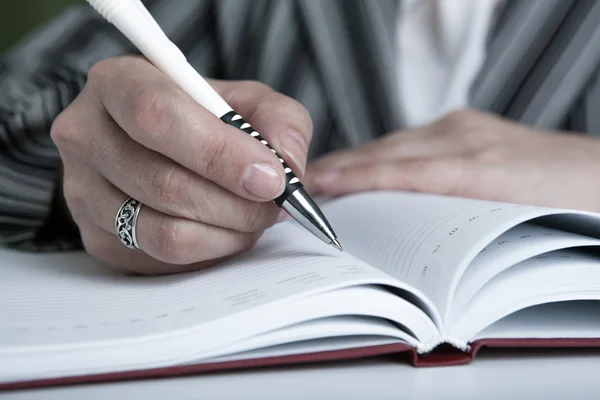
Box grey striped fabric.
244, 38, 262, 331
1, 0, 600, 252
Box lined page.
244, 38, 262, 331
319, 191, 592, 318
0, 222, 393, 348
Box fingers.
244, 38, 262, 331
52, 55, 315, 276
88, 56, 312, 202
65, 165, 262, 273
210, 79, 313, 177
303, 136, 424, 191
74, 100, 282, 233
90, 56, 283, 201
303, 117, 485, 193
303, 145, 383, 194
307, 157, 472, 196
79, 223, 241, 275
305, 130, 458, 181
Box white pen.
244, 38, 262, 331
85, 0, 342, 251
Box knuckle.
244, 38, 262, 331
240, 80, 272, 95
82, 237, 104, 262
472, 145, 506, 164
83, 243, 105, 264
457, 127, 480, 142
239, 232, 262, 253
50, 110, 81, 152
475, 125, 501, 145
451, 162, 479, 197
62, 177, 85, 218
238, 202, 268, 232
148, 166, 190, 214
223, 80, 271, 107
130, 85, 176, 141
152, 217, 190, 264
300, 106, 314, 142
88, 56, 136, 87
439, 110, 480, 141
201, 135, 232, 178
439, 109, 476, 135
80, 228, 108, 263
259, 92, 298, 114
443, 108, 476, 126
87, 58, 115, 86
266, 93, 313, 135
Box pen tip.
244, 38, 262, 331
331, 239, 343, 252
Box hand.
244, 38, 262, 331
51, 56, 311, 275
304, 109, 600, 212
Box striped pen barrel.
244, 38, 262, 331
221, 111, 342, 251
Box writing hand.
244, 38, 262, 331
51, 56, 311, 275
304, 109, 600, 212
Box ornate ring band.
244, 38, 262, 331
115, 197, 143, 250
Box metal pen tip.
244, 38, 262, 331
331, 239, 343, 252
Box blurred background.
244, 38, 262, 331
0, 0, 81, 51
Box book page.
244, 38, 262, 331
449, 249, 600, 339
318, 191, 599, 323
473, 300, 600, 341
205, 335, 402, 364
0, 222, 400, 350
448, 223, 600, 323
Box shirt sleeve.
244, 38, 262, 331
0, 0, 218, 252
0, 5, 134, 251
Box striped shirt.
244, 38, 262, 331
2, 0, 600, 252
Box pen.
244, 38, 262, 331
85, 0, 343, 252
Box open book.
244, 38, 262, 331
2, 191, 600, 390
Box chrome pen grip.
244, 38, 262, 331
220, 111, 303, 206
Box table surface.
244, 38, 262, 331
4, 348, 600, 400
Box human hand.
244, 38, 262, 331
304, 109, 600, 212
51, 56, 311, 275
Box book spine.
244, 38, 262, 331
416, 334, 471, 354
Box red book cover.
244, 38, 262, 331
2, 338, 600, 392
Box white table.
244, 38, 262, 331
3, 349, 600, 400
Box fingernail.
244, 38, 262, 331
276, 209, 292, 224
243, 162, 284, 199
280, 130, 307, 177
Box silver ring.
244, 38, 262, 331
115, 197, 143, 250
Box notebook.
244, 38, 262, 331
2, 190, 600, 390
